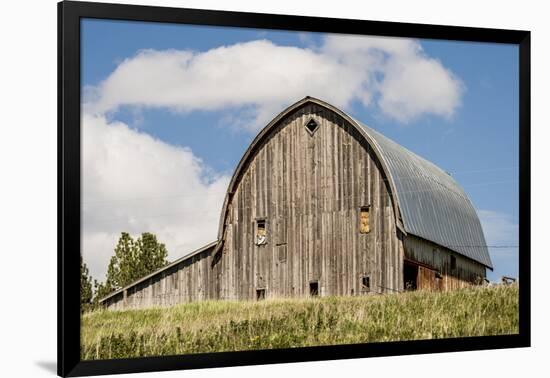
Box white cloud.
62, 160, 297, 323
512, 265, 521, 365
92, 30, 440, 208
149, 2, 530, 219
81, 113, 230, 280
81, 35, 466, 281
86, 35, 464, 129
321, 35, 464, 122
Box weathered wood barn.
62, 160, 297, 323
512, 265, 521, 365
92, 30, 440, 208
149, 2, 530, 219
100, 97, 492, 310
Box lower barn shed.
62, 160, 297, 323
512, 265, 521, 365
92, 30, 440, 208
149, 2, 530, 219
100, 97, 492, 311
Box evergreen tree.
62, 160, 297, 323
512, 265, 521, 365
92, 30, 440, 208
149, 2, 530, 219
134, 233, 169, 280
80, 256, 93, 312
92, 279, 114, 309
95, 232, 169, 301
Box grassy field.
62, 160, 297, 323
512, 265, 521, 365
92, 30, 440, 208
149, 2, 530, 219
81, 285, 518, 360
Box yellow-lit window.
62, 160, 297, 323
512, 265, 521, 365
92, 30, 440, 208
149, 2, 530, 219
360, 206, 370, 233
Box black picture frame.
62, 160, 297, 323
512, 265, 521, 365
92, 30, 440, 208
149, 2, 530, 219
58, 1, 531, 376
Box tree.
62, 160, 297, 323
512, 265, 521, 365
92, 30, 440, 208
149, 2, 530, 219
92, 279, 114, 309
80, 256, 93, 312
102, 232, 169, 294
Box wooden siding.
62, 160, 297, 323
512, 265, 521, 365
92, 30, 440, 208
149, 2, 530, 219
216, 103, 403, 300
101, 102, 489, 311
104, 103, 404, 310
403, 235, 486, 291
102, 245, 219, 310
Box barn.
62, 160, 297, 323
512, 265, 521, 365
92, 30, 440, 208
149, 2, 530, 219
99, 97, 492, 310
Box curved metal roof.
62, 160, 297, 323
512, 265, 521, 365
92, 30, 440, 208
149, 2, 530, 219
100, 97, 492, 305
215, 97, 492, 269
356, 121, 492, 269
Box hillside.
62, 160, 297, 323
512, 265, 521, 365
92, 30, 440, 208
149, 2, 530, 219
81, 285, 518, 360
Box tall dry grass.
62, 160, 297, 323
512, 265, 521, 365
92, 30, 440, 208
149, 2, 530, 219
81, 284, 518, 360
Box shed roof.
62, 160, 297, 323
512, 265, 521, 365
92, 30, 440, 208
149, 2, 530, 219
98, 240, 217, 304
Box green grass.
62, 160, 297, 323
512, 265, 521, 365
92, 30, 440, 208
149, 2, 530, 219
81, 284, 518, 360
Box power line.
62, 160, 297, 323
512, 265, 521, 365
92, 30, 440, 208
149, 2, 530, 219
83, 178, 518, 224
446, 245, 519, 248
450, 166, 518, 175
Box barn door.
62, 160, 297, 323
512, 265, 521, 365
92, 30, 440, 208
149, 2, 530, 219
405, 259, 442, 291
403, 262, 418, 290
275, 217, 287, 296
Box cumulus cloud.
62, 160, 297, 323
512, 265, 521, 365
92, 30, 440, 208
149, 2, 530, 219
478, 209, 519, 279
81, 34, 465, 280
81, 113, 230, 280
85, 35, 464, 129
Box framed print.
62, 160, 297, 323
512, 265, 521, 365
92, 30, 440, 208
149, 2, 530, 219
58, 0, 530, 376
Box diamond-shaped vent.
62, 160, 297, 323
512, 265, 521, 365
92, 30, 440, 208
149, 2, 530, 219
305, 118, 318, 134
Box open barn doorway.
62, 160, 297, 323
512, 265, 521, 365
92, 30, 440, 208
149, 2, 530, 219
309, 281, 319, 296
404, 262, 418, 291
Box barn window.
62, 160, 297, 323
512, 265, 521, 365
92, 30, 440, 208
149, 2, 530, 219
450, 255, 457, 271
256, 288, 266, 300
361, 275, 370, 291
278, 245, 287, 262
305, 118, 319, 135
256, 219, 267, 245
309, 281, 319, 296
360, 206, 371, 233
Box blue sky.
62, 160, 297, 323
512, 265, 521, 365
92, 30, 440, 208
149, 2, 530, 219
81, 18, 519, 283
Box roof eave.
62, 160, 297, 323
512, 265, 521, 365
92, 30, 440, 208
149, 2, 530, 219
98, 240, 218, 304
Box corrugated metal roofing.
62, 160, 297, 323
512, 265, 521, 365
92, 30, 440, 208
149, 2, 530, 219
356, 121, 492, 269
98, 97, 492, 305
217, 96, 492, 269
